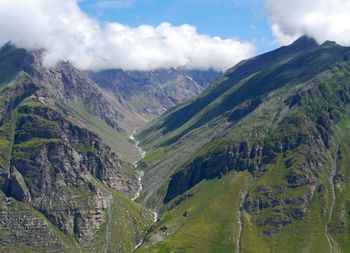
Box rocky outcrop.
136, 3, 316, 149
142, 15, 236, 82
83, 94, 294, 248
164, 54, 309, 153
244, 187, 314, 235
8, 167, 31, 202
0, 103, 141, 243
164, 132, 320, 203
0, 191, 68, 252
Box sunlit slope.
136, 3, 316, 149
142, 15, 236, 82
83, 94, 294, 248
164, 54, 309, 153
137, 37, 350, 252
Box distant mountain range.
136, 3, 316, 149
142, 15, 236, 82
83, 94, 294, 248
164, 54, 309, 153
89, 68, 220, 118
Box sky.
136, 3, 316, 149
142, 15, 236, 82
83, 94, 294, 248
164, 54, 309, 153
1, 0, 350, 71
79, 0, 275, 53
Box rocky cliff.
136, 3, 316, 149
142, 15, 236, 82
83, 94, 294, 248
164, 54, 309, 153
0, 44, 155, 252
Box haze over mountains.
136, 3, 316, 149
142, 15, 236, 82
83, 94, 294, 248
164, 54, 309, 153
89, 68, 220, 118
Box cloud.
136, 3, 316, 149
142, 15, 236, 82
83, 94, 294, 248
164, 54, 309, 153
0, 0, 255, 71
264, 0, 350, 46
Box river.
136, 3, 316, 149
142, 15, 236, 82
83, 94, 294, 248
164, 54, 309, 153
130, 133, 158, 252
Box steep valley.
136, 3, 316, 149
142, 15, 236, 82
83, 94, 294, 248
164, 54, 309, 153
3, 35, 350, 253
0, 43, 219, 252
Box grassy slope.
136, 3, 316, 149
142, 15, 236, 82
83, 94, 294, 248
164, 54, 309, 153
137, 171, 251, 253
136, 41, 350, 252
138, 155, 334, 253
63, 102, 140, 164
239, 63, 350, 252
82, 175, 155, 253
330, 117, 350, 252
138, 37, 321, 146
137, 40, 347, 208
137, 76, 304, 209
241, 157, 331, 253
240, 116, 350, 253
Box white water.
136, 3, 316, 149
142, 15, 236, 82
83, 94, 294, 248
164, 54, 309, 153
151, 210, 158, 223
131, 170, 144, 201
130, 133, 158, 252
130, 134, 145, 201
133, 241, 143, 251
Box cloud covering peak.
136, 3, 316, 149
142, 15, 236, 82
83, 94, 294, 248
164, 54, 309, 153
0, 0, 255, 71
264, 0, 350, 46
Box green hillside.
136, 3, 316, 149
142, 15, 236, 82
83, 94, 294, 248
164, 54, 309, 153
136, 37, 350, 252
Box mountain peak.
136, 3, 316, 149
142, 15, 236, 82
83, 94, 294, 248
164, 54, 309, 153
287, 35, 319, 50
320, 40, 339, 47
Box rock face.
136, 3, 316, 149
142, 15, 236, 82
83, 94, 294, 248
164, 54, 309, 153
0, 44, 154, 252
9, 105, 128, 243
0, 191, 68, 252
89, 68, 221, 118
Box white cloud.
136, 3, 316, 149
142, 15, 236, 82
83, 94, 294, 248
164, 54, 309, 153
264, 0, 350, 46
0, 0, 255, 71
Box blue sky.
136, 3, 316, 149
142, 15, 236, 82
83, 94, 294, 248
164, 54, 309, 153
79, 0, 276, 54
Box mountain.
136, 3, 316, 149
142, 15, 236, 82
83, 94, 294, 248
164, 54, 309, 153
0, 42, 219, 252
89, 68, 220, 119
0, 44, 157, 252
136, 36, 350, 252
4, 35, 350, 253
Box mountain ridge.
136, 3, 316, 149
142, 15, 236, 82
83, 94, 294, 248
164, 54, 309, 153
135, 37, 350, 252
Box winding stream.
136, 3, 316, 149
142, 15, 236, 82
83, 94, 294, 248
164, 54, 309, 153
130, 134, 146, 201
130, 133, 158, 252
